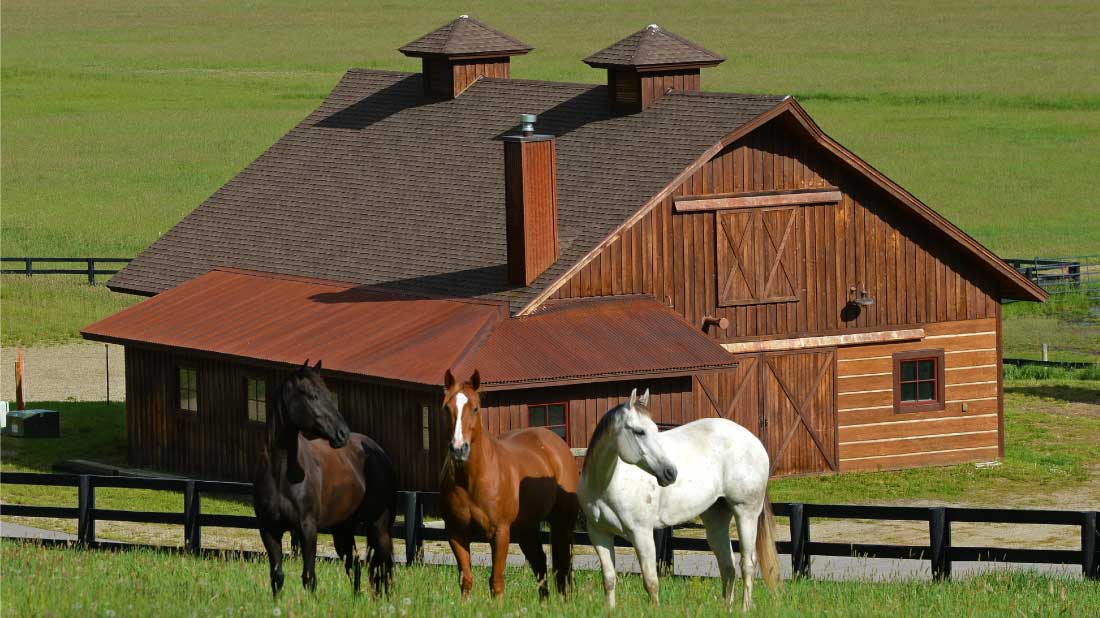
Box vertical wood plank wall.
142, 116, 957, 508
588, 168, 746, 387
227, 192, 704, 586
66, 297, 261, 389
836, 318, 1000, 471
551, 116, 1001, 341
124, 347, 444, 490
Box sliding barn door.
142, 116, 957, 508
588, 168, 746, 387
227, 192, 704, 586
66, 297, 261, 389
762, 349, 838, 476
693, 354, 762, 434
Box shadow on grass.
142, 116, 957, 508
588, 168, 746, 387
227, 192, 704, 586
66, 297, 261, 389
1004, 384, 1100, 405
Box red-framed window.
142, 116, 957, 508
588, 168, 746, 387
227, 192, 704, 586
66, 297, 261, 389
528, 402, 568, 442
893, 349, 945, 413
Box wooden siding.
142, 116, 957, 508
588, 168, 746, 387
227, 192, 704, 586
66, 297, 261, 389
551, 116, 1000, 341
124, 347, 445, 490
836, 318, 1000, 472
607, 68, 701, 113
422, 57, 510, 98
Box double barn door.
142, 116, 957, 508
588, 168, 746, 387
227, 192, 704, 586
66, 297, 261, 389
694, 348, 837, 476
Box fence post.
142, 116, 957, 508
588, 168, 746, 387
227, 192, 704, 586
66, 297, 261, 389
184, 481, 202, 554
404, 492, 422, 565
789, 503, 811, 578
654, 527, 674, 575
87, 259, 96, 285
929, 507, 951, 581
77, 475, 96, 546
24, 258, 32, 277
1083, 511, 1098, 580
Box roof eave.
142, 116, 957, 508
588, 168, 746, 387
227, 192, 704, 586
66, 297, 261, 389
399, 48, 532, 60
582, 59, 725, 71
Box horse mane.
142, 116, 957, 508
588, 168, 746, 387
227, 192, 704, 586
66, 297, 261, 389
584, 399, 651, 468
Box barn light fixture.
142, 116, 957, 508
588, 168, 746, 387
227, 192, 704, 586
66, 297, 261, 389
849, 284, 875, 307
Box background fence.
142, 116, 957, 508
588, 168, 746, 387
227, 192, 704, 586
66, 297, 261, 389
1005, 255, 1100, 298
1, 257, 132, 284
1, 472, 1096, 581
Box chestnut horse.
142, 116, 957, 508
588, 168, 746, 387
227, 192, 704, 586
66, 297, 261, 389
254, 361, 397, 596
440, 369, 579, 599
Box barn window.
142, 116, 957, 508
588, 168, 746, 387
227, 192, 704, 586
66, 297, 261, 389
716, 206, 801, 306
528, 402, 568, 442
893, 350, 945, 413
178, 366, 198, 413
246, 377, 266, 424
421, 404, 431, 451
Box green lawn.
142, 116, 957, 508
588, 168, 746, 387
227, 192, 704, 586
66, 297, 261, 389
3, 1, 1099, 346
3, 541, 1097, 618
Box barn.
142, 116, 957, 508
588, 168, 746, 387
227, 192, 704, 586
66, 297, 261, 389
82, 17, 1045, 490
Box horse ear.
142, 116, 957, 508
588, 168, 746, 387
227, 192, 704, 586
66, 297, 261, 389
443, 369, 455, 390
470, 369, 481, 391
314, 359, 323, 371
629, 388, 638, 408
303, 359, 310, 368
640, 388, 651, 408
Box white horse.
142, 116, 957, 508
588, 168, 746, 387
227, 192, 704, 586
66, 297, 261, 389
578, 388, 781, 610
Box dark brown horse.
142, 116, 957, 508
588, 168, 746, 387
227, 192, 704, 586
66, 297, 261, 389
440, 369, 579, 600
254, 361, 396, 596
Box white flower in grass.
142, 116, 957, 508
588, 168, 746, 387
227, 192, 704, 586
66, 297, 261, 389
520, 608, 528, 615
402, 597, 412, 606
272, 609, 281, 617
399, 610, 407, 617
105, 611, 116, 618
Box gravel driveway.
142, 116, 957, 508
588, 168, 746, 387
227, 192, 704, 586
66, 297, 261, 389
0, 342, 125, 403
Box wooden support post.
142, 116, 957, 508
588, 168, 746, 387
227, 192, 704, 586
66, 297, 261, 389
404, 492, 422, 565
105, 345, 111, 404
789, 503, 811, 578
15, 349, 25, 411
87, 259, 96, 285
1083, 511, 1098, 580
653, 527, 674, 575
24, 257, 32, 277
1042, 343, 1049, 362
184, 481, 202, 554
929, 507, 951, 581
77, 476, 96, 546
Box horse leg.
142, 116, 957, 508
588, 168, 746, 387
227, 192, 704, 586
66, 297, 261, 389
631, 528, 661, 605
299, 522, 319, 592
366, 515, 395, 596
448, 534, 474, 599
700, 503, 737, 604
516, 528, 549, 600
588, 527, 618, 609
549, 502, 576, 596
333, 528, 359, 594
259, 527, 285, 597
489, 527, 511, 599
733, 503, 760, 612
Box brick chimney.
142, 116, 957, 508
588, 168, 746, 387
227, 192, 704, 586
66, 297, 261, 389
400, 15, 533, 99
504, 114, 559, 286
583, 24, 724, 113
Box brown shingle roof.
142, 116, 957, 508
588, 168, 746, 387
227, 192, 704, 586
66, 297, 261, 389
399, 15, 532, 58
108, 69, 785, 312
84, 268, 506, 387
583, 24, 724, 69
458, 295, 738, 388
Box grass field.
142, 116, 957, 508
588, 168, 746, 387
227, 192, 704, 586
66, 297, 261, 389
2, 1, 1099, 348
3, 541, 1098, 618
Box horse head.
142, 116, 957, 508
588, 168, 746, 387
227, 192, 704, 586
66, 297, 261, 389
280, 359, 349, 448
442, 368, 482, 465
614, 388, 678, 487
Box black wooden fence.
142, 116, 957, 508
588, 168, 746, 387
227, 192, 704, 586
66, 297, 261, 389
1, 257, 132, 284
1, 472, 1096, 581
1005, 255, 1100, 296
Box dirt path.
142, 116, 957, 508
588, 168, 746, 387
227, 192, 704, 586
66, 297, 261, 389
0, 342, 125, 403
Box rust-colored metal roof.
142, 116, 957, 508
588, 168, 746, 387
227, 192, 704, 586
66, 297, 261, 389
82, 268, 506, 387
583, 24, 725, 69
457, 295, 738, 388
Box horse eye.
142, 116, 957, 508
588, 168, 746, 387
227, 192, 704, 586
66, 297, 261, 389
632, 428, 646, 436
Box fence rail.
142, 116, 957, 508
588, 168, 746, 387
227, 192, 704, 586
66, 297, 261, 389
0, 472, 1096, 581
1, 257, 132, 284
1005, 255, 1100, 295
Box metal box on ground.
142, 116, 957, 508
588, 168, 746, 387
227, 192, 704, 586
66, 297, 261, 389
6, 409, 59, 438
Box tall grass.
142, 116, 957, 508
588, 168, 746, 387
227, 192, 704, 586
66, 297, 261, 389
3, 541, 1097, 618
0, 277, 140, 346
1003, 363, 1100, 381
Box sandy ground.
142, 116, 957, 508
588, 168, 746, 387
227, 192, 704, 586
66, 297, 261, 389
0, 342, 125, 403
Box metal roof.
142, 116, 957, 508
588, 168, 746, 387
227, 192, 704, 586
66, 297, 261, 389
458, 295, 739, 388
82, 268, 506, 387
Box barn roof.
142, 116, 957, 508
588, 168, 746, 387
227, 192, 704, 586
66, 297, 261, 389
107, 69, 785, 312
399, 15, 533, 58
460, 295, 739, 389
85, 269, 736, 388
583, 24, 725, 69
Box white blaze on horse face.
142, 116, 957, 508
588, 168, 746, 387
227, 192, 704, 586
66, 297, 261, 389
452, 392, 469, 450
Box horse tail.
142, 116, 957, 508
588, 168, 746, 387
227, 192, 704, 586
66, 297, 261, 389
756, 489, 782, 591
